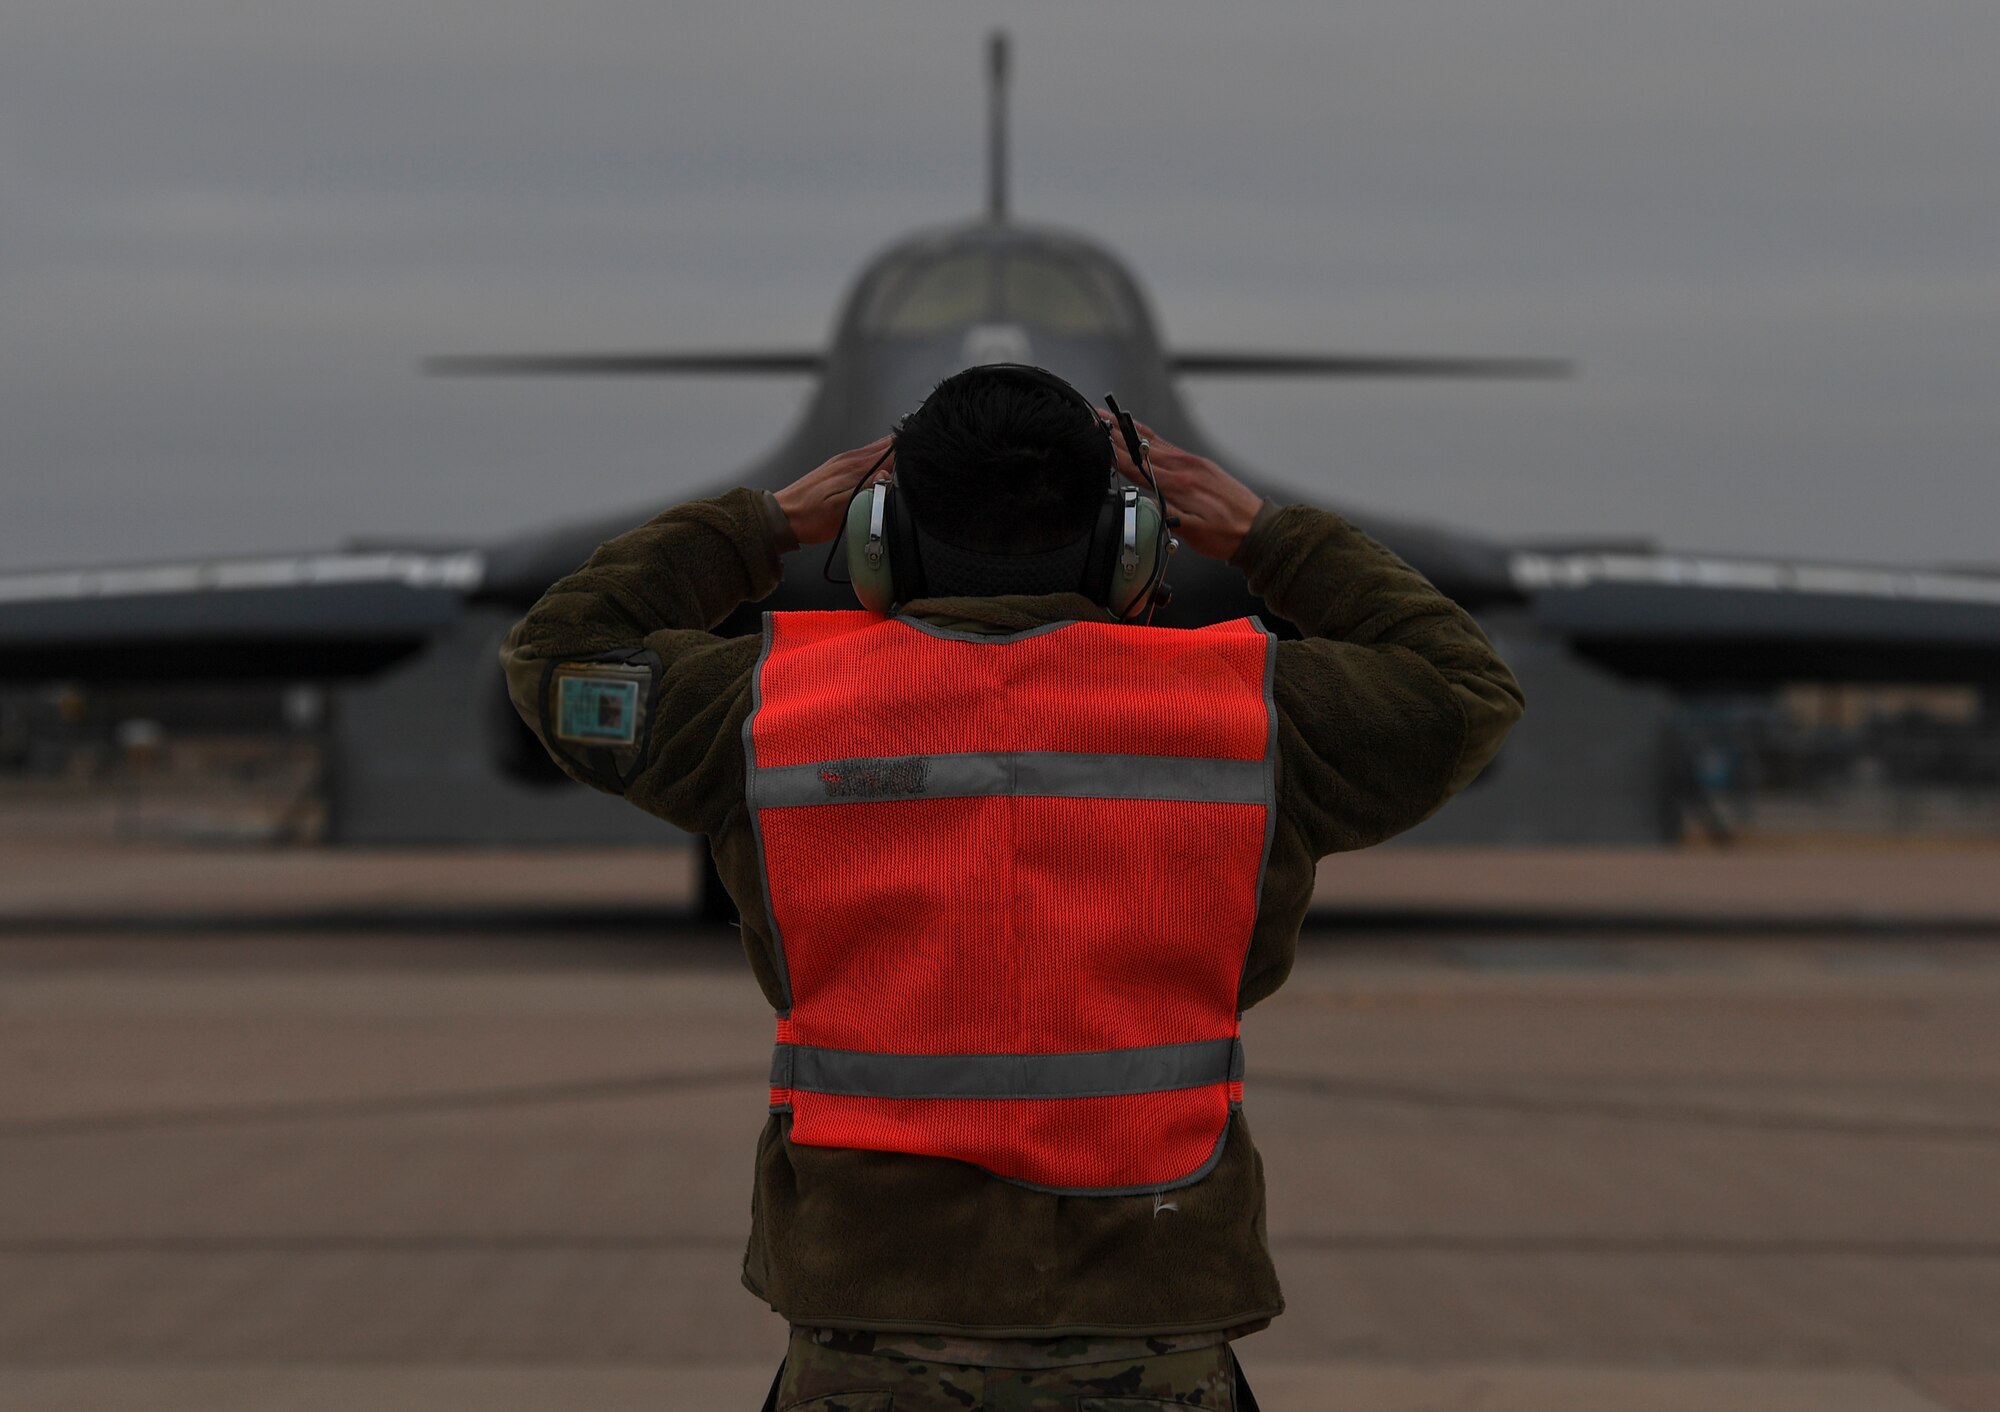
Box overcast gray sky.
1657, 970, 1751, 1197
4, 0, 1995, 571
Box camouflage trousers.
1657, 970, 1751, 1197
765, 1327, 1244, 1411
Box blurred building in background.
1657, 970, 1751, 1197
0, 683, 325, 844
1673, 684, 2000, 844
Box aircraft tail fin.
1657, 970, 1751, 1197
988, 31, 1010, 224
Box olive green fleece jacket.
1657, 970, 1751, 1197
499, 486, 1523, 1336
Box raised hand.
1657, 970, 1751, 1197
1100, 414, 1264, 561
773, 435, 895, 547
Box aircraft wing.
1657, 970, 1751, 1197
1170, 351, 1571, 379
1512, 550, 2000, 687
13, 531, 1998, 692
425, 351, 824, 376
0, 550, 484, 681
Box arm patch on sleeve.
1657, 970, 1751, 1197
538, 653, 662, 794
553, 664, 648, 746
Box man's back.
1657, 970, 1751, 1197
503, 491, 1520, 1335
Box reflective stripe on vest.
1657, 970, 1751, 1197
745, 611, 1276, 1195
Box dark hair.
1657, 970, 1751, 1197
896, 366, 1109, 555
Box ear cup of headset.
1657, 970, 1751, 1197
845, 481, 896, 614
1105, 493, 1167, 619
845, 474, 934, 613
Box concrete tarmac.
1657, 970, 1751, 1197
2, 843, 1998, 1410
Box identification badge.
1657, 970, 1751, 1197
551, 662, 651, 747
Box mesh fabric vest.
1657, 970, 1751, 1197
747, 610, 1276, 1194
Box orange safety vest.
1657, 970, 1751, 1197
746, 610, 1275, 1194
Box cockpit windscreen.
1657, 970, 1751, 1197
862, 250, 1135, 337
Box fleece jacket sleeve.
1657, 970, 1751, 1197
497, 487, 791, 838
1237, 503, 1526, 859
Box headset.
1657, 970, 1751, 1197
829, 364, 1177, 621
